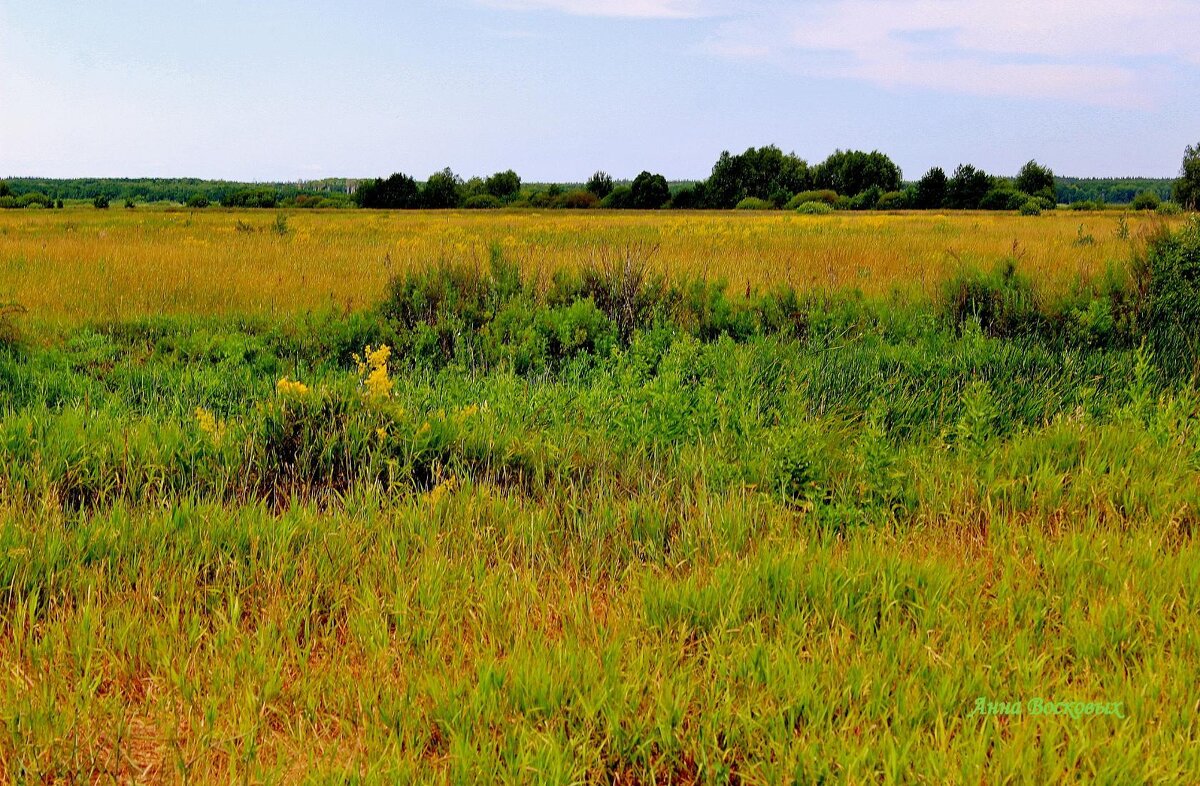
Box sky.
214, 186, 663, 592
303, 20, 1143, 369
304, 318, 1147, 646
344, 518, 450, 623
1, 0, 1197, 181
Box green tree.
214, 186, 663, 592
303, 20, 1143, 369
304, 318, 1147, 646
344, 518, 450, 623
946, 164, 993, 209
1015, 160, 1056, 200
914, 167, 948, 209
422, 168, 464, 209
586, 171, 614, 199
358, 173, 421, 209
705, 146, 811, 208
1174, 142, 1200, 210
813, 150, 901, 197
0, 181, 10, 198
630, 171, 670, 209
485, 170, 521, 201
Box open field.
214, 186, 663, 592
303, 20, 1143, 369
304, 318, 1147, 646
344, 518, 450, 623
0, 207, 1184, 329
1, 210, 1198, 781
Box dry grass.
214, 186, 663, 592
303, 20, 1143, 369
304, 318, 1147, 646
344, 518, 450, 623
0, 207, 1181, 328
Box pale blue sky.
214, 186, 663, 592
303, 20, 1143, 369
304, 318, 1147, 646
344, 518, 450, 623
2, 0, 1197, 181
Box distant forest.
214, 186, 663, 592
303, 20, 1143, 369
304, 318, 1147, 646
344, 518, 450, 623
0, 153, 1190, 212
0, 178, 357, 208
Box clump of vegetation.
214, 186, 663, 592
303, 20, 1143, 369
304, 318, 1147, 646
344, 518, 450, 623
735, 197, 774, 210
1132, 191, 1162, 211
795, 200, 834, 215
940, 259, 1041, 337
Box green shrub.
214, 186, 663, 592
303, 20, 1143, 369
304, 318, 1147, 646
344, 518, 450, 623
463, 194, 502, 209
1069, 200, 1098, 211
940, 260, 1041, 338
980, 188, 1027, 211
0, 303, 25, 350
93, 195, 110, 209
795, 201, 834, 216
1158, 202, 1183, 216
1132, 191, 1162, 211
186, 194, 210, 209
1019, 199, 1042, 216
876, 190, 909, 210
600, 186, 633, 209
735, 197, 774, 210
785, 190, 839, 209
558, 190, 599, 209
1139, 219, 1200, 375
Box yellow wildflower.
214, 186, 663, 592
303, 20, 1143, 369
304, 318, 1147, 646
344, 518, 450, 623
276, 377, 310, 396
195, 407, 226, 443
354, 344, 393, 400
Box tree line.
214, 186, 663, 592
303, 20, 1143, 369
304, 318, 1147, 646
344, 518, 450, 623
3, 143, 1197, 211
352, 143, 1198, 213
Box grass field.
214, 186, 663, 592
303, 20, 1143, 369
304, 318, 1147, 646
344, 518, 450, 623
0, 207, 1183, 329
1, 208, 1198, 782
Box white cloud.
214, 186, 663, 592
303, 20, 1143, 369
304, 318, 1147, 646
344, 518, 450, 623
480, 0, 1198, 106
712, 0, 1200, 106
480, 0, 720, 19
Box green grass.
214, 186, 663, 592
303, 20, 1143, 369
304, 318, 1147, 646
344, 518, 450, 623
1, 239, 1199, 782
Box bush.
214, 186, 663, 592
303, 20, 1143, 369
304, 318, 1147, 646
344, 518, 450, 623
124, 198, 136, 209
0, 303, 26, 350
876, 191, 909, 210
795, 201, 834, 215
463, 194, 503, 209
670, 184, 706, 210
186, 194, 210, 209
600, 186, 633, 210
1019, 199, 1042, 216
1132, 191, 1162, 211
735, 197, 774, 210
786, 190, 839, 208
849, 186, 883, 210
1069, 200, 1099, 211
559, 190, 599, 209
980, 188, 1027, 211
1139, 219, 1200, 375
940, 259, 1041, 337
1158, 202, 1183, 216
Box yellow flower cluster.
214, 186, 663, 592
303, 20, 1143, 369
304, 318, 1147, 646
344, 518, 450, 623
425, 475, 458, 506
195, 407, 226, 443
276, 377, 311, 397
355, 344, 393, 400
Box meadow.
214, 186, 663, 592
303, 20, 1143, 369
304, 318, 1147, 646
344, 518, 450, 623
1, 207, 1198, 783
0, 207, 1181, 329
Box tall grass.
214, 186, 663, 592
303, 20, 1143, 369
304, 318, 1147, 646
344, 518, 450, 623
0, 218, 1197, 781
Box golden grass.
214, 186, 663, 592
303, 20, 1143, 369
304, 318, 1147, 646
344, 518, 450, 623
0, 206, 1183, 328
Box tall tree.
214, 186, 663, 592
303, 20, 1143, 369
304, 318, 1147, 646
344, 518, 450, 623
586, 171, 614, 199
946, 164, 993, 210
1174, 142, 1200, 210
705, 146, 810, 208
914, 167, 948, 209
629, 171, 670, 210
423, 168, 464, 209
812, 150, 902, 197
357, 173, 421, 209
485, 170, 521, 201
1015, 160, 1056, 199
